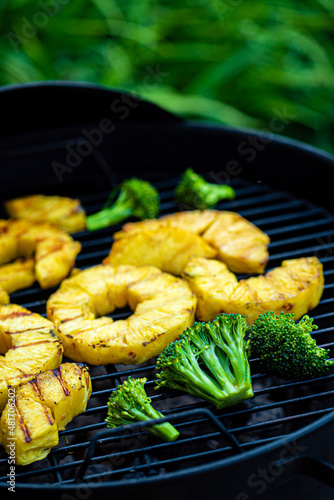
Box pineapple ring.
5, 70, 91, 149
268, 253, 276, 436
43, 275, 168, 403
47, 263, 197, 365
0, 304, 63, 412
0, 218, 81, 290
109, 210, 270, 275
182, 256, 324, 325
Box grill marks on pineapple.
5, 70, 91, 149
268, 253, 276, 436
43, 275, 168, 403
0, 304, 63, 412
1, 311, 33, 320
29, 378, 44, 400
47, 264, 196, 365
15, 399, 32, 443
0, 363, 92, 465
11, 339, 58, 350
4, 326, 50, 335
113, 210, 270, 275
51, 366, 70, 396
0, 218, 81, 291
183, 256, 324, 325
36, 241, 66, 260
5, 194, 86, 234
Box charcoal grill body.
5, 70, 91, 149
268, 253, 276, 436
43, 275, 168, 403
0, 82, 334, 500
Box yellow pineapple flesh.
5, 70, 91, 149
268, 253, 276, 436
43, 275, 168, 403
0, 363, 92, 465
105, 226, 217, 275
202, 211, 270, 274
113, 210, 269, 275
0, 304, 63, 411
0, 258, 35, 294
182, 256, 324, 324
0, 219, 81, 291
5, 194, 86, 234
48, 263, 196, 365
0, 288, 9, 305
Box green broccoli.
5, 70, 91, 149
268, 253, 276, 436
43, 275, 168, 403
105, 377, 179, 442
248, 311, 334, 380
86, 177, 160, 231
155, 314, 253, 409
175, 168, 235, 210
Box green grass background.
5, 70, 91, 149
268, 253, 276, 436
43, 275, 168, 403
1, 0, 333, 152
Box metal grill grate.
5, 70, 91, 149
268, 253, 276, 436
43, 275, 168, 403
1, 173, 334, 489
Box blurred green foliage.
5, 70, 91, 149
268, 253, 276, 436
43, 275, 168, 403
0, 0, 333, 151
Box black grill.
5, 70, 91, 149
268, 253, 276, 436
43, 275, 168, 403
1, 82, 334, 500
1, 173, 334, 491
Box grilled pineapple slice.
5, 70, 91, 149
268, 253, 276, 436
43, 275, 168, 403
5, 194, 86, 234
201, 211, 270, 274
0, 363, 92, 465
0, 219, 81, 289
183, 256, 324, 324
0, 288, 9, 305
47, 263, 196, 365
114, 210, 269, 274
0, 304, 63, 411
0, 258, 35, 294
105, 226, 217, 276
115, 209, 217, 239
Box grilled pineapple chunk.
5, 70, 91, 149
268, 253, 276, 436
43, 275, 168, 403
183, 256, 324, 325
0, 288, 9, 305
0, 258, 35, 294
5, 194, 86, 234
105, 226, 217, 276
0, 304, 63, 411
115, 209, 217, 239
0, 219, 81, 290
0, 363, 92, 465
47, 263, 196, 365
201, 211, 270, 274
114, 210, 269, 274
1, 396, 58, 466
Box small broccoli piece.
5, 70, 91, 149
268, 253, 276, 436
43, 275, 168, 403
105, 377, 179, 442
155, 314, 253, 409
86, 178, 160, 231
249, 311, 334, 380
175, 168, 235, 210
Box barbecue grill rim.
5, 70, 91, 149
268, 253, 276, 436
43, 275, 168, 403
1, 80, 334, 165
1, 408, 334, 492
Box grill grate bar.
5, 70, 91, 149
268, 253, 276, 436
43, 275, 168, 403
268, 229, 334, 248
267, 217, 334, 237
237, 199, 308, 219
252, 208, 325, 227
231, 407, 334, 435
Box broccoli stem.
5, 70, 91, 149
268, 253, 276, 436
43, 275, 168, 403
202, 184, 235, 201
209, 319, 247, 388
86, 191, 134, 230
181, 347, 229, 401
130, 408, 179, 442
199, 345, 236, 394
86, 206, 133, 230
164, 350, 234, 407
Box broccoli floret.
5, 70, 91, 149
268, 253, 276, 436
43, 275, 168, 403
105, 377, 179, 442
248, 311, 334, 380
175, 168, 235, 210
155, 314, 253, 409
86, 178, 160, 231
